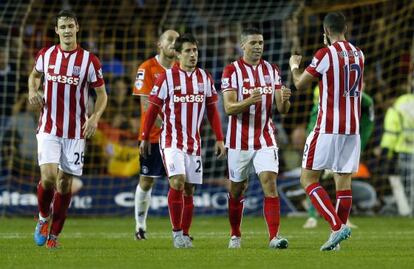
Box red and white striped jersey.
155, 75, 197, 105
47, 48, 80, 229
148, 65, 218, 155
34, 45, 104, 139
221, 58, 282, 150
305, 41, 365, 135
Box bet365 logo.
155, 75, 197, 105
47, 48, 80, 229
173, 94, 204, 103
242, 86, 273, 95
47, 73, 80, 85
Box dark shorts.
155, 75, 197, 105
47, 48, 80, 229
140, 143, 166, 178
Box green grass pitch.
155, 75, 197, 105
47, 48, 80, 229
1, 216, 413, 268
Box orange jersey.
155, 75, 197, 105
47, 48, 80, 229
133, 56, 167, 142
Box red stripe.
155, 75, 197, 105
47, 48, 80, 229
238, 61, 250, 150
306, 132, 319, 169
172, 69, 183, 150
44, 48, 58, 134
262, 64, 274, 148
164, 75, 172, 148
334, 43, 346, 134
325, 50, 334, 133
357, 48, 364, 123
55, 53, 68, 137
68, 50, 84, 138
79, 56, 90, 139
253, 65, 262, 150
343, 42, 356, 134
195, 70, 206, 156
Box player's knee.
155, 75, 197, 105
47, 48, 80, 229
57, 177, 73, 194
230, 181, 247, 198
169, 175, 185, 190
139, 177, 155, 191
41, 173, 57, 189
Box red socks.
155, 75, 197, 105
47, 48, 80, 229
182, 195, 194, 236
336, 190, 352, 224
306, 183, 342, 231
167, 188, 184, 231
263, 197, 280, 240
50, 192, 72, 236
228, 195, 244, 237
37, 181, 55, 218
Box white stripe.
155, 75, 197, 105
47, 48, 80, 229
335, 198, 340, 213
159, 79, 168, 148
257, 64, 270, 147
320, 73, 328, 133
338, 42, 351, 134
233, 61, 243, 149
263, 62, 277, 147
313, 191, 337, 226
179, 70, 188, 152
197, 69, 208, 152
166, 70, 177, 148
50, 51, 62, 136
63, 52, 77, 137
329, 45, 340, 133
245, 64, 256, 149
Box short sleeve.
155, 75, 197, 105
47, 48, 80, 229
221, 64, 237, 92
206, 72, 218, 104
132, 61, 154, 96
148, 72, 168, 107
88, 54, 105, 88
272, 64, 282, 90
305, 48, 329, 77
34, 48, 47, 73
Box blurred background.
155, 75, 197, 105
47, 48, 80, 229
0, 0, 413, 218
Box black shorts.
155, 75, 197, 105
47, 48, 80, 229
140, 143, 166, 177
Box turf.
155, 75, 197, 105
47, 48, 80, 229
0, 216, 413, 269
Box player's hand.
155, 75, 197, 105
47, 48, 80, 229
139, 140, 151, 159
249, 88, 262, 104
281, 86, 291, 103
82, 115, 98, 139
289, 55, 302, 70
28, 90, 44, 109
215, 141, 226, 159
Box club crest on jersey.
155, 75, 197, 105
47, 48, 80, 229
135, 80, 143, 90
221, 78, 229, 88
264, 75, 271, 84
198, 83, 204, 92
136, 69, 145, 80
73, 66, 81, 76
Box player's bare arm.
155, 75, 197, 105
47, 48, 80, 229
223, 89, 262, 115
82, 85, 107, 139
139, 102, 161, 158
289, 55, 315, 91
28, 67, 44, 108
275, 85, 291, 114
140, 95, 162, 128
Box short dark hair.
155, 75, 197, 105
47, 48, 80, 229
241, 27, 262, 43
323, 12, 347, 34
55, 10, 78, 27
174, 33, 198, 52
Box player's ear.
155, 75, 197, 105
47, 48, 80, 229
76, 23, 79, 33
55, 26, 59, 35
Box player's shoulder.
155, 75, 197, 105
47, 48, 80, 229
314, 46, 330, 57
36, 45, 56, 57
139, 56, 158, 69
223, 61, 237, 73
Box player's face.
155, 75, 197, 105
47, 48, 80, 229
159, 31, 179, 58
178, 42, 198, 71
242, 34, 264, 62
55, 17, 79, 46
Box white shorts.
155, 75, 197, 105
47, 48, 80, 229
302, 132, 360, 173
227, 148, 279, 182
161, 148, 203, 184
37, 133, 85, 176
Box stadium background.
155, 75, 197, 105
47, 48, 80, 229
0, 0, 413, 217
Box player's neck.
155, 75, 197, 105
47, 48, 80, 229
329, 35, 346, 44
179, 63, 195, 73
243, 56, 260, 66
159, 54, 175, 69
60, 42, 77, 51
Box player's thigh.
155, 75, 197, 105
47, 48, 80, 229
140, 143, 166, 178
60, 138, 85, 176
302, 132, 336, 171
161, 148, 186, 178
334, 134, 360, 173
184, 154, 203, 184
227, 149, 254, 182
253, 147, 279, 175
37, 133, 61, 167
